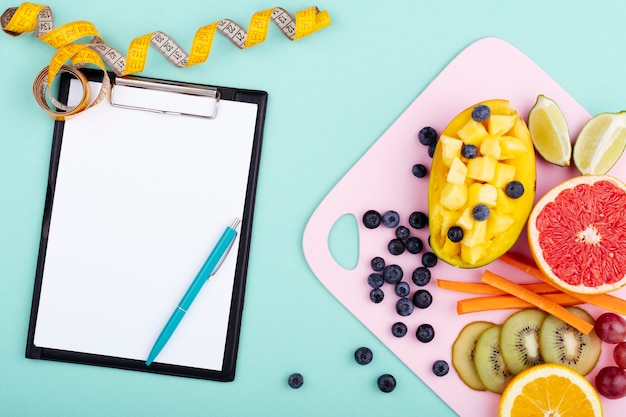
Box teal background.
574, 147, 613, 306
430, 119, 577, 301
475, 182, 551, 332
1, 1, 626, 416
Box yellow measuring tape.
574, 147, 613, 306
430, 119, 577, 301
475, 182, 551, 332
1, 3, 331, 119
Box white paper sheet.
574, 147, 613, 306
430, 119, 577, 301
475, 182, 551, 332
33, 79, 258, 371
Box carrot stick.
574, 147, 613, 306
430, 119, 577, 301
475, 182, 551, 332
437, 279, 559, 295
500, 252, 626, 316
481, 270, 594, 334
457, 293, 583, 315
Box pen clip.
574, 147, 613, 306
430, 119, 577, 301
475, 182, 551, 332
210, 238, 236, 278
209, 219, 240, 278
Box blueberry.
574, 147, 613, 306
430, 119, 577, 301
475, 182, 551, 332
471, 104, 491, 122
396, 297, 414, 316
367, 273, 384, 289
288, 372, 304, 389
416, 324, 435, 343
461, 144, 478, 159
377, 374, 397, 393
370, 256, 385, 272
505, 180, 525, 199
472, 204, 490, 221
422, 252, 438, 268
391, 322, 407, 338
370, 288, 384, 304
411, 266, 431, 286
432, 360, 449, 377
418, 126, 438, 146
382, 210, 400, 228
395, 226, 410, 240
428, 142, 437, 158
413, 289, 433, 309
383, 264, 403, 284
447, 226, 464, 243
395, 281, 411, 297
363, 210, 382, 229
388, 238, 405, 256
405, 236, 423, 254
409, 211, 428, 229
354, 346, 373, 365
412, 163, 427, 178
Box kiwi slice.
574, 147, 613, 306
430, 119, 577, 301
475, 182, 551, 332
474, 324, 513, 394
500, 309, 547, 375
539, 306, 602, 376
451, 321, 494, 390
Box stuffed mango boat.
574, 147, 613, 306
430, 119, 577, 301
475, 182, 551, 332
428, 99, 536, 268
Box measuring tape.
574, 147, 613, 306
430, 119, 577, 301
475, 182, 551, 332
1, 3, 331, 120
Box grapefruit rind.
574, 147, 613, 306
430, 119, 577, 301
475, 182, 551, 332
528, 175, 626, 295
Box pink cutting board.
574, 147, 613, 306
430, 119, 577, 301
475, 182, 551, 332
303, 37, 626, 416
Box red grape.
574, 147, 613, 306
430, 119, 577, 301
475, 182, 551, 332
614, 342, 626, 369
595, 366, 626, 399
594, 312, 626, 344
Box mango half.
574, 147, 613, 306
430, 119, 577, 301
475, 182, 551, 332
428, 100, 536, 268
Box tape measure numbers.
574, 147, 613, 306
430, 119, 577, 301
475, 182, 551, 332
1, 3, 331, 119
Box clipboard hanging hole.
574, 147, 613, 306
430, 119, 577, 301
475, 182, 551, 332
327, 214, 359, 271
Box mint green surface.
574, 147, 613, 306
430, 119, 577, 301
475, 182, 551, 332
1, 1, 626, 416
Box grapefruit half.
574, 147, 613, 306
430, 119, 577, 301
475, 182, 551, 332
528, 175, 626, 294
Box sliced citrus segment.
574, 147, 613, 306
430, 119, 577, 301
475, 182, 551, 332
527, 94, 572, 166
528, 175, 626, 294
498, 363, 603, 417
573, 111, 626, 175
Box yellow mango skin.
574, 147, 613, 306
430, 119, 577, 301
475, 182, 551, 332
428, 99, 536, 268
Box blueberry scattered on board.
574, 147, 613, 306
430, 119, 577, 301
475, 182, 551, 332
288, 372, 304, 389
362, 209, 382, 229
422, 252, 438, 268
413, 289, 433, 309
432, 360, 449, 377
416, 324, 435, 343
391, 322, 408, 338
371, 256, 385, 271
405, 236, 423, 254
382, 210, 400, 228
370, 288, 384, 303
412, 163, 427, 178
367, 273, 384, 289
411, 266, 431, 286
388, 238, 405, 256
394, 282, 411, 297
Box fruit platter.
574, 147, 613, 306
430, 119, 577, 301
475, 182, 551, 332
303, 37, 626, 416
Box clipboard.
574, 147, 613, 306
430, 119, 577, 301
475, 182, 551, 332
26, 69, 267, 381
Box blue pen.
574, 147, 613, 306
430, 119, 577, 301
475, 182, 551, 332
145, 218, 240, 366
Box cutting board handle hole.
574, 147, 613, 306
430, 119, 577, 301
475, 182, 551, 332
328, 213, 359, 270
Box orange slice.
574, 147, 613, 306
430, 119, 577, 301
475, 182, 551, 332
498, 364, 603, 417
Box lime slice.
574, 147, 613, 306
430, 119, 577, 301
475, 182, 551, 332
527, 94, 572, 166
573, 111, 626, 175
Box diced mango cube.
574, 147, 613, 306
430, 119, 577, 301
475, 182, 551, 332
440, 209, 461, 238
480, 136, 501, 159
492, 163, 517, 189
457, 120, 488, 145
499, 136, 528, 159
487, 214, 515, 239
439, 135, 464, 167
468, 183, 498, 207
488, 114, 516, 135
496, 188, 514, 214
509, 117, 531, 143
442, 239, 461, 258
440, 182, 467, 211
461, 243, 485, 265
467, 156, 497, 182
463, 219, 487, 247
455, 207, 475, 231
447, 157, 468, 185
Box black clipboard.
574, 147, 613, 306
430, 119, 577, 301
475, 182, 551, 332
26, 69, 267, 381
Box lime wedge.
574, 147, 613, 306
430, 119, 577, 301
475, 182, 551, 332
527, 94, 572, 167
573, 111, 626, 175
